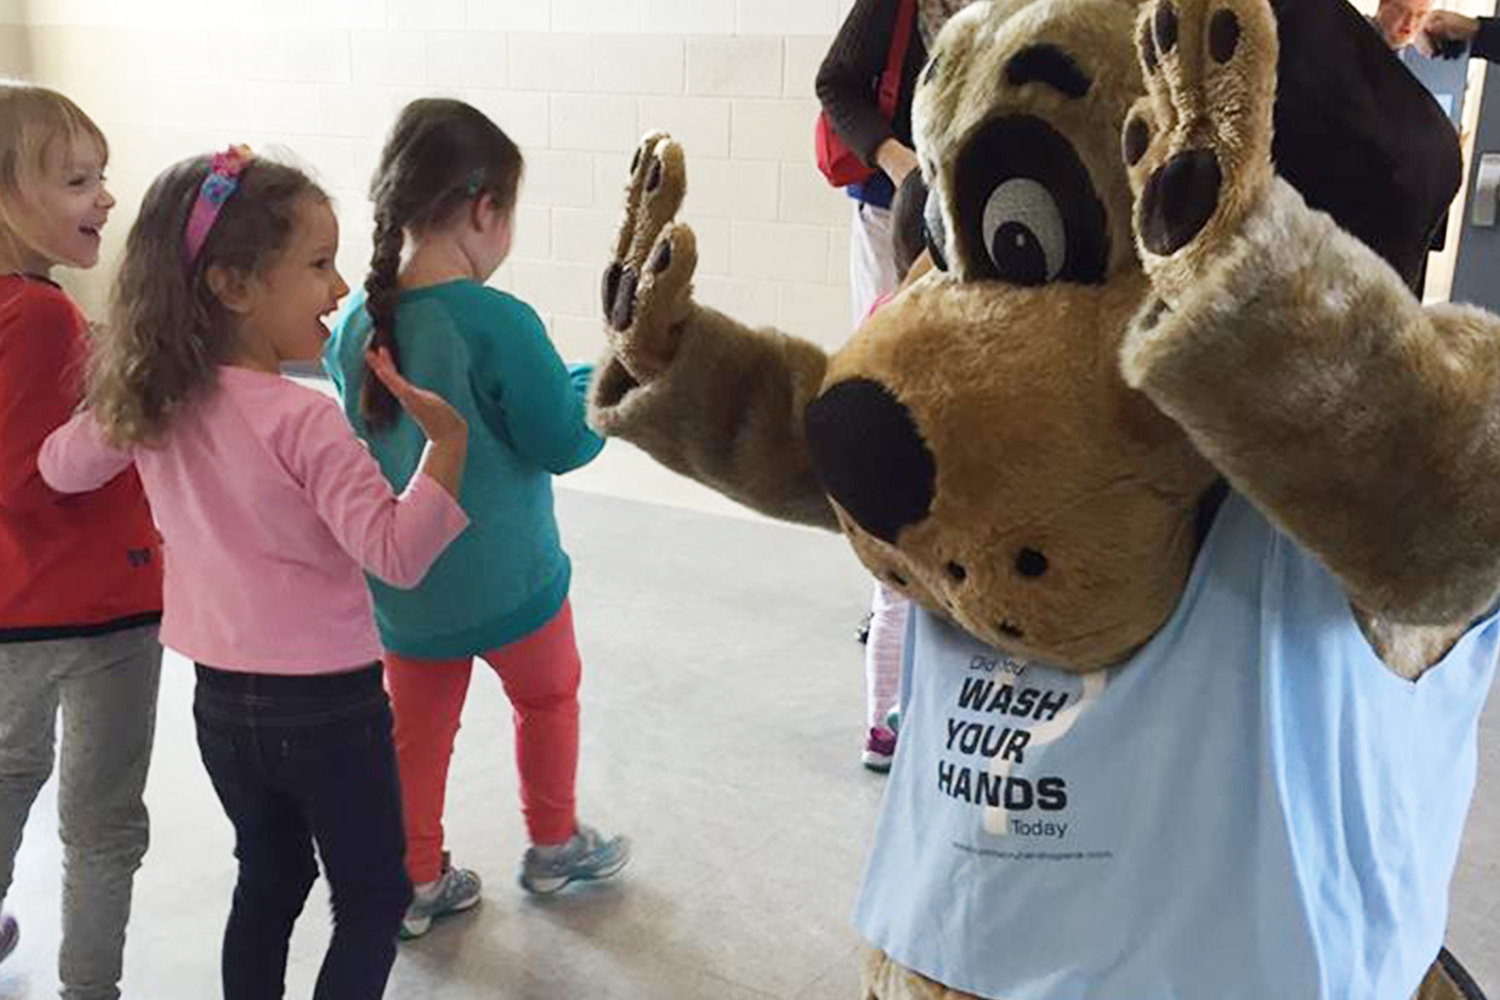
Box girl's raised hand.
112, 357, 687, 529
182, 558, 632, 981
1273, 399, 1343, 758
365, 347, 466, 444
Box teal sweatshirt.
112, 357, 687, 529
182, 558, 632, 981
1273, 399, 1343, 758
324, 280, 603, 659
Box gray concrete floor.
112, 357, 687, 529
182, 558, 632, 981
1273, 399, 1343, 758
1, 489, 1496, 998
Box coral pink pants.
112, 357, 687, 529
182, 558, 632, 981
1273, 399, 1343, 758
383, 601, 581, 884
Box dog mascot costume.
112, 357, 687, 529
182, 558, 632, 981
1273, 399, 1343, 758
588, 0, 1498, 996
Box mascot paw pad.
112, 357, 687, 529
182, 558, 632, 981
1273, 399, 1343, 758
601, 133, 698, 379
1125, 0, 1277, 261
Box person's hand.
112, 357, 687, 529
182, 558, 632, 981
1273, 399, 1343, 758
1418, 10, 1479, 57
365, 347, 466, 444
875, 139, 921, 188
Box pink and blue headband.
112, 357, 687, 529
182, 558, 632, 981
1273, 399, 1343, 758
183, 144, 254, 266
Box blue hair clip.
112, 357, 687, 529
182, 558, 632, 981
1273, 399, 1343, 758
184, 144, 254, 265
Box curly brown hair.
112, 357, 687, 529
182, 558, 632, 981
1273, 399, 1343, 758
86, 154, 326, 446
361, 98, 523, 431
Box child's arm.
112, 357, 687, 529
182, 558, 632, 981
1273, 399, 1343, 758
479, 300, 604, 475
294, 356, 469, 590
0, 299, 102, 508
37, 410, 135, 495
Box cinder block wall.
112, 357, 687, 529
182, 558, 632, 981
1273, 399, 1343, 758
0, 0, 861, 360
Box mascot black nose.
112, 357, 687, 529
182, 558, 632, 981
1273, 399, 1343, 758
804, 378, 936, 544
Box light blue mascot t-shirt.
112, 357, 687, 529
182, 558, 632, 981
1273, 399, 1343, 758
854, 491, 1498, 999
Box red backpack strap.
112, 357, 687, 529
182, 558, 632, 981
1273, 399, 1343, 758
876, 0, 919, 119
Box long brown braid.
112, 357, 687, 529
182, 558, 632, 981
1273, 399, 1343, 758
361, 98, 523, 430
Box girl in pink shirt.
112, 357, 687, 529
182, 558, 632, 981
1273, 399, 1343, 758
40, 149, 470, 1000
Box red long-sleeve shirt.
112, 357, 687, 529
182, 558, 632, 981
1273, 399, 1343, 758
0, 274, 161, 641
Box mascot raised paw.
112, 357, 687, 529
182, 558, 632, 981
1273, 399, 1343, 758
590, 0, 1497, 996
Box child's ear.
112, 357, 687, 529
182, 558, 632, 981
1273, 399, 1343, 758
468, 195, 490, 232
206, 264, 256, 314
472, 193, 510, 234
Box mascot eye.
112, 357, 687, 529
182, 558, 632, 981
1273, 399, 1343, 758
982, 178, 1066, 286
952, 115, 1108, 285
924, 192, 950, 272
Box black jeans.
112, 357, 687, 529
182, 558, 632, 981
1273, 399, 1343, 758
193, 663, 411, 1000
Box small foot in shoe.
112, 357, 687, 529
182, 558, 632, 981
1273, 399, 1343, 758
520, 824, 631, 896
400, 856, 482, 940
0, 913, 17, 965
862, 726, 897, 773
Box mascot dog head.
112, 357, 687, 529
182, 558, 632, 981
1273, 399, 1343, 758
802, 0, 1457, 672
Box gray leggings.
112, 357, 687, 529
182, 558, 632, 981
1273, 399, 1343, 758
0, 625, 162, 1000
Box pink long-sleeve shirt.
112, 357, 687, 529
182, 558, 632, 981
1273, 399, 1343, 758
40, 366, 468, 674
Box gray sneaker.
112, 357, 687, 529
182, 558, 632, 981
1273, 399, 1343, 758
0, 913, 16, 965
519, 824, 630, 896
400, 857, 481, 940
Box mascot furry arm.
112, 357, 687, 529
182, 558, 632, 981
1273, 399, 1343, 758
1119, 0, 1500, 672
591, 135, 837, 531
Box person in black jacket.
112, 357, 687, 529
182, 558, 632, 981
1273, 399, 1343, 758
816, 0, 974, 322
818, 0, 922, 322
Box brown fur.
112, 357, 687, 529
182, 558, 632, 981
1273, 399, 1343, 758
603, 133, 696, 381
1122, 157, 1500, 640
916, 0, 1143, 284
591, 2, 1500, 671
828, 268, 1215, 669
863, 949, 963, 1000
1124, 0, 1277, 296
863, 947, 1473, 1000
1354, 608, 1468, 681
592, 133, 835, 528
1120, 0, 1500, 657
588, 0, 1497, 993
592, 308, 835, 528
1417, 959, 1486, 1000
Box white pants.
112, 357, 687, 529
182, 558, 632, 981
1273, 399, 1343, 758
865, 581, 909, 731
850, 201, 899, 325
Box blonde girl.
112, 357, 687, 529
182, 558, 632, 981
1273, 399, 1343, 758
0, 83, 162, 1000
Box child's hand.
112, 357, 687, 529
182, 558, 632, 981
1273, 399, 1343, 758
366, 347, 466, 444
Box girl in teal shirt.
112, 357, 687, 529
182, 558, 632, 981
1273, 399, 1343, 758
324, 98, 628, 940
